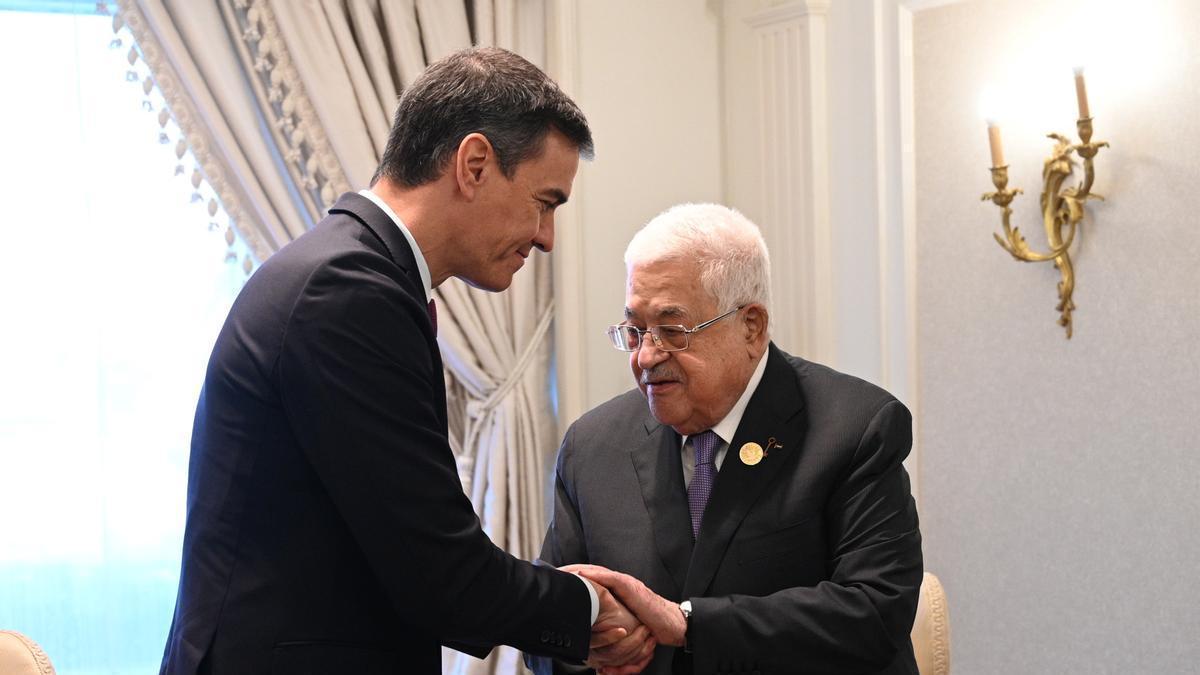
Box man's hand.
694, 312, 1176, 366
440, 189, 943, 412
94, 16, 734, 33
582, 576, 657, 673
589, 575, 637, 645
587, 623, 656, 675
566, 564, 687, 649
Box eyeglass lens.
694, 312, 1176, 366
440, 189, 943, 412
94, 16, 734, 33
610, 325, 689, 352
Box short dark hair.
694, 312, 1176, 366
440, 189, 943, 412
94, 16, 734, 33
373, 47, 593, 187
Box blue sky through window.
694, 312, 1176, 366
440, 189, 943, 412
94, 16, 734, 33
0, 8, 246, 673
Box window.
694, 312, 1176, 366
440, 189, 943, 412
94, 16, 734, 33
0, 6, 250, 673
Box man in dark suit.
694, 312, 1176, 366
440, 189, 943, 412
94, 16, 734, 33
160, 48, 654, 675
529, 204, 923, 675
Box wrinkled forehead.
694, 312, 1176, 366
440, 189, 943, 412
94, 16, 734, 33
624, 257, 715, 324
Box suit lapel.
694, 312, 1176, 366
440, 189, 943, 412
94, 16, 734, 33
630, 417, 692, 597
682, 344, 807, 599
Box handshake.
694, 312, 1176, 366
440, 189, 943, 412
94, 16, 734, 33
566, 564, 686, 675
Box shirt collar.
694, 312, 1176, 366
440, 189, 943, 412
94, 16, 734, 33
683, 348, 770, 447
358, 188, 432, 302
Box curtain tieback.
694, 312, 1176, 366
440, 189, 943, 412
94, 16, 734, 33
464, 300, 555, 429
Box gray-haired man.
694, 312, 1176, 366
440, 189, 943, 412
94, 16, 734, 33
530, 203, 923, 675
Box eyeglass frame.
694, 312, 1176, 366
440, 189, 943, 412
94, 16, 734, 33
606, 305, 745, 352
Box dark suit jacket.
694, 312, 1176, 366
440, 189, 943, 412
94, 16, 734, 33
530, 345, 922, 675
161, 193, 589, 674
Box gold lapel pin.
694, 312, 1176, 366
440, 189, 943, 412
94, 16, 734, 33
739, 442, 764, 466
740, 437, 784, 467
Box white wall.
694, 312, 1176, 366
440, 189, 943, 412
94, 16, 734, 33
551, 0, 725, 423
913, 1, 1200, 672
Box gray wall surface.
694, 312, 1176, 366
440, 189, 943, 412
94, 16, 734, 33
914, 1, 1200, 673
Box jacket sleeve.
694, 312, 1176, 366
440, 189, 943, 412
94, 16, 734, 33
690, 399, 923, 675
526, 428, 596, 675
277, 254, 589, 662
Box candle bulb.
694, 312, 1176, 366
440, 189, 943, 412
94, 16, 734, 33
1073, 66, 1090, 119
986, 119, 1005, 167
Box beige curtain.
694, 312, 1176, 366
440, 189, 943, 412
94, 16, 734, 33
119, 2, 558, 673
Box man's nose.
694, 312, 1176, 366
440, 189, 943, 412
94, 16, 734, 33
533, 212, 555, 252
636, 332, 669, 369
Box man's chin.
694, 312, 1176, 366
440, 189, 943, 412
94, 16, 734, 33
459, 272, 514, 293
646, 395, 685, 428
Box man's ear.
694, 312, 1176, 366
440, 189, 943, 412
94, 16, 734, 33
455, 132, 493, 200
742, 303, 769, 355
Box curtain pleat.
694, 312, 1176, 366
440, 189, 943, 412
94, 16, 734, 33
415, 0, 473, 61
381, 0, 434, 87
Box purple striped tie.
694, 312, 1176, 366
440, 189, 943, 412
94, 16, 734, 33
687, 430, 720, 539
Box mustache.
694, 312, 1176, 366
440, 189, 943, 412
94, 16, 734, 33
640, 365, 682, 386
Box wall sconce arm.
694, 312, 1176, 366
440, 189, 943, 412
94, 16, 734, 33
980, 117, 1108, 338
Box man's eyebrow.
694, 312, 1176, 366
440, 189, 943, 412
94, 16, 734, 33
624, 305, 688, 322
655, 305, 688, 321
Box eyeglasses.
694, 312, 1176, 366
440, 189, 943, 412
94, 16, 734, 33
606, 306, 743, 352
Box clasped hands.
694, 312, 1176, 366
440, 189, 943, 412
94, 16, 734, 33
568, 564, 687, 675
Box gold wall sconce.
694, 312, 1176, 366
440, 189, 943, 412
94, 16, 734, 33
981, 68, 1108, 338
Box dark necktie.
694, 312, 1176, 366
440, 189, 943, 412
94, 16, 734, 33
426, 298, 437, 336
687, 430, 720, 539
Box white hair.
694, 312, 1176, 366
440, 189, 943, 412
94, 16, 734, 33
624, 203, 772, 315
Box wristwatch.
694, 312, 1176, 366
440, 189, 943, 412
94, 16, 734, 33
679, 600, 693, 653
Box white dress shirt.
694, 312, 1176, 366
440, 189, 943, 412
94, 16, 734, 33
357, 189, 432, 302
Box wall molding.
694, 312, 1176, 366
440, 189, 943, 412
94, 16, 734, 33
874, 1, 896, 396
897, 3, 922, 502
745, 0, 831, 29
889, 0, 967, 501
899, 0, 967, 10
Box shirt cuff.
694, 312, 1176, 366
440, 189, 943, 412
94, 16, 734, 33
575, 574, 600, 625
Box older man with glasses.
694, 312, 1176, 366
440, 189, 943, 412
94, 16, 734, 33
527, 203, 923, 675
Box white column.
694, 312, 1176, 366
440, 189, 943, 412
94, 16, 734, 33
744, 0, 836, 364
